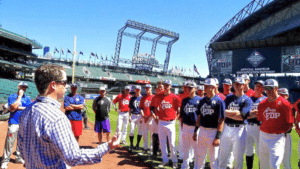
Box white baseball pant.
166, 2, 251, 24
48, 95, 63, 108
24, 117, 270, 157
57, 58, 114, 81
151, 118, 158, 134
142, 117, 153, 150
195, 127, 219, 169
178, 120, 184, 159
259, 131, 285, 169
282, 133, 292, 169
245, 123, 260, 157
158, 120, 177, 164
129, 114, 143, 136
218, 124, 246, 169
117, 112, 129, 141
180, 124, 197, 169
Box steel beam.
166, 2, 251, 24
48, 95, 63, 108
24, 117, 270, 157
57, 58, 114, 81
123, 32, 168, 45
163, 39, 178, 72
114, 26, 127, 67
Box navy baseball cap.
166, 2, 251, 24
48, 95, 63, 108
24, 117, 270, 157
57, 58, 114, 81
278, 88, 289, 95
163, 79, 172, 85
204, 78, 217, 86
18, 82, 28, 88
144, 84, 152, 88
264, 79, 278, 88
234, 77, 245, 84
135, 85, 141, 90
197, 85, 204, 90
240, 74, 250, 80
186, 81, 197, 88
71, 83, 78, 88
254, 80, 264, 85
223, 78, 232, 85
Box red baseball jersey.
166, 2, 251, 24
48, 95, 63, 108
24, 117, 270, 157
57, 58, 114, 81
245, 88, 255, 97
153, 93, 181, 121
139, 94, 154, 117
217, 92, 226, 101
113, 94, 132, 112
293, 99, 300, 122
150, 92, 163, 116
257, 96, 294, 134
178, 92, 189, 102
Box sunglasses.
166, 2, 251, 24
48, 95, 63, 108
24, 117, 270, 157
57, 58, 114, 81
55, 80, 67, 86
264, 86, 274, 91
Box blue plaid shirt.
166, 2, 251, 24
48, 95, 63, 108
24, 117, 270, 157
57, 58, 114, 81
18, 96, 110, 169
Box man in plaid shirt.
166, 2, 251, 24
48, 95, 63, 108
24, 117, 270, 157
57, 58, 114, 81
18, 64, 120, 168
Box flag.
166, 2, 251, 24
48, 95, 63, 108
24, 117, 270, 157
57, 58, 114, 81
194, 64, 199, 75
79, 51, 83, 55
54, 47, 59, 53
95, 53, 98, 59
61, 48, 64, 55
67, 49, 71, 54
189, 68, 191, 72
91, 52, 95, 56
101, 54, 103, 60
111, 55, 114, 61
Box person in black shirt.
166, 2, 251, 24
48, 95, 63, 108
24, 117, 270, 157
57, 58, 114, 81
93, 87, 112, 144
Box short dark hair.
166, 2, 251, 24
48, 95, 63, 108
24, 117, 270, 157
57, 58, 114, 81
34, 64, 65, 95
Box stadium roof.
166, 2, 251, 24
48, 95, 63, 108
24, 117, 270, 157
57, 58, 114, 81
0, 28, 43, 49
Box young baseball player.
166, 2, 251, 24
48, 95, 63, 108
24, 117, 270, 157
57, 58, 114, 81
240, 74, 255, 97
193, 78, 225, 169
113, 86, 132, 145
214, 78, 226, 101
222, 78, 232, 96
128, 85, 143, 152
153, 79, 181, 168
218, 77, 253, 169
179, 81, 202, 169
197, 85, 204, 97
278, 88, 293, 169
257, 79, 294, 169
139, 84, 154, 155
245, 80, 266, 169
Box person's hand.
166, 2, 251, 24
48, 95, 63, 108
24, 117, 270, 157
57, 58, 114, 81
144, 116, 149, 123
129, 117, 132, 123
18, 89, 24, 97
193, 132, 197, 142
155, 117, 159, 124
108, 133, 121, 150
212, 138, 220, 147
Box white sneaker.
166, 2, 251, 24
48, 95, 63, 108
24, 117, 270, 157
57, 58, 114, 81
158, 162, 169, 168
15, 158, 25, 164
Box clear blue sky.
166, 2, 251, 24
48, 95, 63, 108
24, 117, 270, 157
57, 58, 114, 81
0, 0, 250, 77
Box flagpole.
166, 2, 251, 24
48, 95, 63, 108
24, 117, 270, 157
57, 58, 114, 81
60, 47, 62, 60
94, 54, 96, 65
72, 35, 76, 84
193, 66, 195, 81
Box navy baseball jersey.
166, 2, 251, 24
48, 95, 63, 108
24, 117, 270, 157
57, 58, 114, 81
129, 95, 142, 114
224, 94, 253, 124
197, 95, 225, 128
248, 95, 267, 124
180, 96, 203, 126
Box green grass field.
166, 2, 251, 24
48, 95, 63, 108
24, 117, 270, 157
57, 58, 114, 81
85, 99, 300, 169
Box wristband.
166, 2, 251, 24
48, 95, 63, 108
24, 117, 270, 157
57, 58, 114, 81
194, 126, 199, 133
215, 131, 222, 139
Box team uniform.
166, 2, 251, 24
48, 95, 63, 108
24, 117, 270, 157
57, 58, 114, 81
139, 94, 154, 151
129, 95, 143, 139
245, 88, 255, 97
217, 92, 226, 101
294, 100, 300, 166
180, 95, 202, 169
113, 93, 132, 142
153, 92, 181, 165
219, 94, 253, 169
178, 92, 190, 161
64, 93, 85, 137
195, 95, 224, 169
257, 96, 294, 169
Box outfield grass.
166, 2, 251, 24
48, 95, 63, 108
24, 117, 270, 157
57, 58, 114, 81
85, 99, 300, 169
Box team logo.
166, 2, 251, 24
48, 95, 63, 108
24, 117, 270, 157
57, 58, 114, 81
200, 103, 214, 115
144, 100, 151, 108
212, 100, 216, 106
76, 98, 79, 102
251, 103, 259, 111
263, 107, 280, 120
278, 101, 281, 105
228, 102, 240, 111
134, 100, 140, 108
247, 50, 265, 68
161, 100, 172, 109
122, 99, 129, 105
184, 104, 197, 114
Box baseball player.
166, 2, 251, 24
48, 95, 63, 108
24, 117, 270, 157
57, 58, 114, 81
245, 80, 266, 169
128, 85, 143, 152
295, 100, 300, 168
64, 83, 85, 142
113, 85, 132, 145
139, 84, 154, 155
257, 79, 294, 169
197, 85, 204, 97
1, 82, 31, 169
193, 78, 225, 169
218, 77, 253, 169
153, 79, 180, 168
278, 88, 293, 169
178, 81, 202, 169
214, 78, 226, 101
240, 74, 255, 97
222, 78, 232, 96
92, 87, 112, 144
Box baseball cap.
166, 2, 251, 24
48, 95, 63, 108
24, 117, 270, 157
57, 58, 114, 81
135, 85, 141, 90
240, 74, 250, 80
264, 79, 278, 88
163, 79, 172, 85
254, 80, 264, 85
186, 81, 197, 88
183, 81, 189, 86
71, 83, 78, 88
18, 82, 28, 88
99, 86, 106, 91
204, 78, 217, 86
278, 88, 289, 95
222, 78, 232, 85
234, 77, 245, 84
124, 85, 131, 90
144, 84, 152, 88
214, 78, 219, 85
197, 85, 204, 90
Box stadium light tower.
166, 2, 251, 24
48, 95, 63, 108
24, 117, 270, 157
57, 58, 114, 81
114, 20, 179, 73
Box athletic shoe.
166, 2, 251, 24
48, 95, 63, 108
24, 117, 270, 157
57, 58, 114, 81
83, 126, 90, 130
177, 159, 183, 163
15, 158, 25, 164
172, 162, 178, 169
158, 162, 169, 168
128, 146, 133, 153
135, 145, 141, 150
